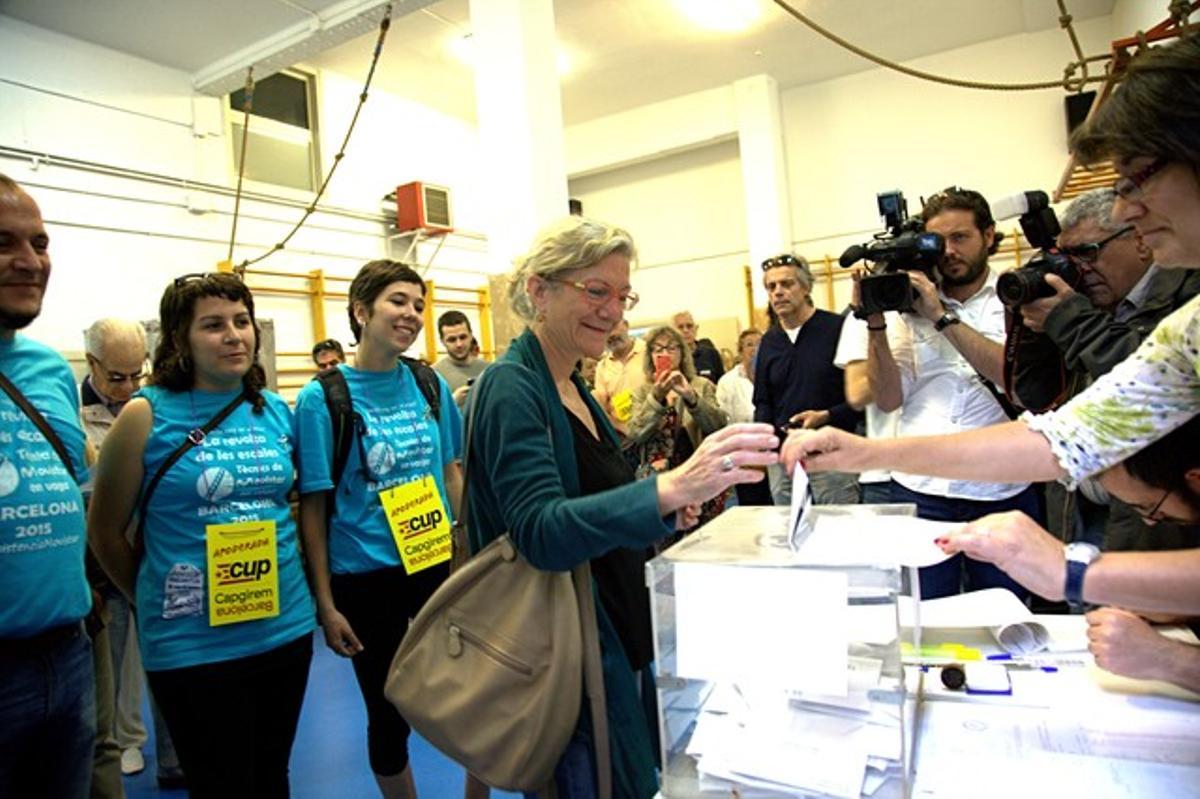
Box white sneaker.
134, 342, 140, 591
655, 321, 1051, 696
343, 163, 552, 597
120, 747, 145, 776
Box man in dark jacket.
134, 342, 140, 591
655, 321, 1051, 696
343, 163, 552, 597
754, 253, 860, 505
1017, 188, 1200, 554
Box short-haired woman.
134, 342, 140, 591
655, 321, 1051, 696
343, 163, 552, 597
465, 216, 778, 797
88, 273, 316, 797
293, 260, 469, 798
627, 323, 729, 530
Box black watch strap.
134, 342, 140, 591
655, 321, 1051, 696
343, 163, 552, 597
935, 312, 960, 332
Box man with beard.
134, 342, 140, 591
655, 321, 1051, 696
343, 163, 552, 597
755, 254, 860, 506
0, 174, 95, 797
859, 186, 1042, 599
592, 318, 646, 438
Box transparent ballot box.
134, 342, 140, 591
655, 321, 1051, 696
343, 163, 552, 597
648, 504, 923, 799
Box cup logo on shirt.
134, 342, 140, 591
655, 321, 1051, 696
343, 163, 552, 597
366, 442, 396, 477
0, 456, 18, 498
196, 467, 235, 504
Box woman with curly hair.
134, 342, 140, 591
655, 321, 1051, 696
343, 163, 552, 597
88, 272, 315, 798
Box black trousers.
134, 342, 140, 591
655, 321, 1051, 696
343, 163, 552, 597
147, 635, 312, 799
330, 562, 447, 776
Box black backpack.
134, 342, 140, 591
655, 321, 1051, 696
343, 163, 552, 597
315, 357, 441, 513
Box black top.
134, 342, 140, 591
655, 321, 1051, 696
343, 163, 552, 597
567, 407, 655, 670
692, 340, 725, 383
752, 309, 860, 432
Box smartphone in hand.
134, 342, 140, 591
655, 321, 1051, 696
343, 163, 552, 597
653, 353, 673, 378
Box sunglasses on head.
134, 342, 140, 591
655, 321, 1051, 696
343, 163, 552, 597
761, 254, 804, 271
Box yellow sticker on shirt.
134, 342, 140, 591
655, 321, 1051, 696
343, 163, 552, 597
205, 520, 280, 626
611, 389, 633, 423
379, 475, 452, 575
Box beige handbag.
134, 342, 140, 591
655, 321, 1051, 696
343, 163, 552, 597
384, 379, 611, 795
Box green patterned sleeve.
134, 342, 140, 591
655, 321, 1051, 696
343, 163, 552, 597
1022, 294, 1200, 487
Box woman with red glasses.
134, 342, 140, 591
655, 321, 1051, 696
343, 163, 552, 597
782, 34, 1200, 617
464, 216, 778, 797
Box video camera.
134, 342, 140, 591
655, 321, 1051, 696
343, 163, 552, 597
839, 191, 945, 317
993, 190, 1080, 307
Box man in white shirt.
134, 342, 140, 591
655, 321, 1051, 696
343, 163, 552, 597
592, 320, 645, 438
834, 314, 900, 505
862, 186, 1042, 600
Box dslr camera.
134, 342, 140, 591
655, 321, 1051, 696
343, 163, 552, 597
840, 191, 945, 317
993, 190, 1080, 307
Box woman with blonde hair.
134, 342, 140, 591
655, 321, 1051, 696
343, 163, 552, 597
465, 216, 778, 797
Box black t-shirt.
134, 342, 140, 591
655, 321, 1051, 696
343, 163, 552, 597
566, 407, 655, 670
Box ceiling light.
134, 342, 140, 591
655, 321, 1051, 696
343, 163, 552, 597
674, 0, 762, 32
448, 34, 571, 77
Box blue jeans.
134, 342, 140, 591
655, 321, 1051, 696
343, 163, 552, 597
889, 481, 1043, 601
523, 734, 597, 799
860, 480, 894, 505
0, 624, 96, 799
769, 464, 861, 506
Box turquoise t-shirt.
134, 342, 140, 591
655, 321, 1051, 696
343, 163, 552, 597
294, 362, 463, 575
0, 335, 91, 638
134, 386, 315, 671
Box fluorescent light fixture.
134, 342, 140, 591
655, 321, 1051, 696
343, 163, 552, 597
448, 33, 572, 76
674, 0, 762, 32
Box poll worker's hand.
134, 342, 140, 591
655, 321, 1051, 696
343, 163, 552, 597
1085, 607, 1180, 680
657, 423, 778, 513
934, 511, 1066, 600
780, 427, 874, 475
319, 607, 364, 657
789, 409, 831, 430
908, 271, 946, 323
1020, 274, 1076, 333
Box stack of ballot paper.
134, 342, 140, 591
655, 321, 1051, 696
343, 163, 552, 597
685, 670, 905, 798
901, 588, 1079, 655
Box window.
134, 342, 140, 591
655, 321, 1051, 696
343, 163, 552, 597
228, 70, 321, 192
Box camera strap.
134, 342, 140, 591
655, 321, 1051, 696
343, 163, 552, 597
1000, 307, 1077, 414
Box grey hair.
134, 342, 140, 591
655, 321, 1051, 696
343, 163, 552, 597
506, 216, 636, 323
84, 318, 147, 360
1059, 188, 1123, 234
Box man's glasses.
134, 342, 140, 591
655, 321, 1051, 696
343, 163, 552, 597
1113, 157, 1167, 203
761, 254, 805, 271
1135, 487, 1172, 524
1061, 225, 1135, 266
551, 278, 639, 311
87, 354, 145, 385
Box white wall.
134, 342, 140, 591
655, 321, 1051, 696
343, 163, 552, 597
0, 14, 493, 391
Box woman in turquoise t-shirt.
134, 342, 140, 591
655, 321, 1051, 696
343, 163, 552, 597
294, 259, 478, 799
89, 273, 315, 799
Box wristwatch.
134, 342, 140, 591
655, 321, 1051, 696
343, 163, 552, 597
934, 311, 961, 332
1063, 542, 1101, 608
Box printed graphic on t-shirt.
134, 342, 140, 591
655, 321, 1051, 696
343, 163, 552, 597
187, 424, 293, 522
360, 404, 438, 493
0, 406, 84, 557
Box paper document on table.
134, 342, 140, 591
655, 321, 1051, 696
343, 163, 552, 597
787, 463, 814, 548
674, 561, 849, 694
791, 513, 957, 568
900, 588, 1054, 655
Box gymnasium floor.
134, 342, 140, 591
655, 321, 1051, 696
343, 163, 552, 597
123, 632, 522, 799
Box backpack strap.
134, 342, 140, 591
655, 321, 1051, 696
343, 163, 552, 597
0, 370, 77, 482
400, 356, 440, 423
315, 368, 358, 507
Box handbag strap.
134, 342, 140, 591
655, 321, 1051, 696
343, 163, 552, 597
133, 392, 246, 555
0, 369, 77, 482
461, 371, 612, 799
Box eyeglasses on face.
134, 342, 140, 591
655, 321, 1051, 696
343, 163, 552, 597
551, 278, 639, 311
1113, 157, 1167, 202
87, 354, 145, 385
1135, 487, 1172, 523
649, 343, 681, 354
1061, 225, 1135, 266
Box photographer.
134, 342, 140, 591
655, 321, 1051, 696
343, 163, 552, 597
861, 186, 1041, 600
1014, 188, 1200, 552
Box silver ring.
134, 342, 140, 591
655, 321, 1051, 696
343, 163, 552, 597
720, 455, 736, 472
